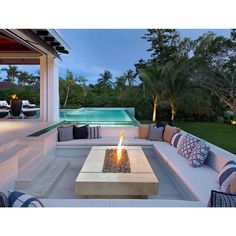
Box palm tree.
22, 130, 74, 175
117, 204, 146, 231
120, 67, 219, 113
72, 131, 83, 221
1, 65, 19, 83
97, 70, 113, 87
139, 63, 163, 122
63, 69, 76, 108
18, 71, 29, 86
161, 59, 190, 121
75, 76, 88, 87
115, 76, 126, 92
123, 69, 136, 87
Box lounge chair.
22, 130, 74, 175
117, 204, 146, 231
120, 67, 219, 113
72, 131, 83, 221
0, 109, 9, 118
22, 100, 36, 108
22, 108, 40, 118
0, 100, 10, 109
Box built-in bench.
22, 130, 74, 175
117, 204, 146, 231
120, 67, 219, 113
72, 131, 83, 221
56, 132, 236, 206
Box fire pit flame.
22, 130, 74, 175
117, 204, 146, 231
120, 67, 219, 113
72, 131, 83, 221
117, 130, 125, 163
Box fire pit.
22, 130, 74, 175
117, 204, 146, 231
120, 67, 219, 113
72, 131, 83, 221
75, 131, 159, 198
102, 131, 131, 173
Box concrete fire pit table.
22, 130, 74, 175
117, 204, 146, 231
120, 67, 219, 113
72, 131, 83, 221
75, 146, 159, 198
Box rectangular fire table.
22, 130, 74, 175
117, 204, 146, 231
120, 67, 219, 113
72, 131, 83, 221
75, 146, 159, 198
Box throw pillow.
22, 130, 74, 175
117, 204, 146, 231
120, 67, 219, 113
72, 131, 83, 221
57, 125, 73, 142
218, 160, 236, 192
163, 124, 180, 143
87, 126, 101, 139
138, 124, 149, 139
208, 190, 236, 207
170, 132, 183, 148
0, 192, 9, 207
189, 142, 210, 167
8, 191, 44, 207
230, 175, 236, 194
147, 125, 164, 141
73, 125, 88, 139
177, 134, 200, 160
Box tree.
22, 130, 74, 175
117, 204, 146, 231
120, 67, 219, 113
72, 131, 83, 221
18, 71, 29, 86
63, 70, 76, 108
139, 63, 163, 122
192, 30, 236, 116
97, 70, 113, 88
75, 76, 88, 87
115, 76, 126, 92
192, 65, 236, 116
123, 69, 136, 87
1, 65, 19, 82
161, 59, 190, 121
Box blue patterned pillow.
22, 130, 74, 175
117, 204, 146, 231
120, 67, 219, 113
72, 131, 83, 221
189, 142, 210, 167
218, 161, 236, 192
8, 191, 44, 207
177, 134, 200, 159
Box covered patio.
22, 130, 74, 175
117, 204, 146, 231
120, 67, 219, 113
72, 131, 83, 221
0, 29, 69, 122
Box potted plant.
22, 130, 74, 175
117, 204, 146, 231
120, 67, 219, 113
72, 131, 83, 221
10, 94, 22, 117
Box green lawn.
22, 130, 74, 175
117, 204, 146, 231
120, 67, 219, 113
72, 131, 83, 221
140, 120, 236, 154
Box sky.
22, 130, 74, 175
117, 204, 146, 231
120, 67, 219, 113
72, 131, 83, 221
0, 29, 231, 84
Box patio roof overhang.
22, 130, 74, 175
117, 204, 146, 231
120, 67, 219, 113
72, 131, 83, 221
0, 29, 70, 65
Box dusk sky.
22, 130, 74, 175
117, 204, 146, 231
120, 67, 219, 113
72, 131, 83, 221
0, 29, 231, 84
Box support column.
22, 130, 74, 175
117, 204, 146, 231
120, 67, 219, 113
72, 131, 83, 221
40, 55, 60, 122
40, 55, 47, 121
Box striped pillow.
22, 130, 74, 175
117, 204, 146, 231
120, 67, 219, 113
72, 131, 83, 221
8, 191, 44, 207
218, 161, 236, 192
170, 132, 183, 148
87, 126, 101, 139
208, 190, 236, 207
0, 192, 9, 207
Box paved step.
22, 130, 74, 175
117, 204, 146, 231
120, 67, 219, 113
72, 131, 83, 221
18, 151, 43, 174
15, 158, 53, 189
18, 159, 69, 198
0, 145, 31, 166
0, 140, 17, 154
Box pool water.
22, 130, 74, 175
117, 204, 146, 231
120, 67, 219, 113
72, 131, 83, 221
60, 108, 137, 127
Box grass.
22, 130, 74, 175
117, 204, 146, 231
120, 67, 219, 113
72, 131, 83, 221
140, 120, 236, 154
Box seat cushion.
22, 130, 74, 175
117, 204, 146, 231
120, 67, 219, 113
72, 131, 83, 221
57, 137, 153, 146
153, 141, 220, 204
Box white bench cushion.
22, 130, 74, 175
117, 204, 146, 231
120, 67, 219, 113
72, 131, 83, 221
153, 141, 220, 205
57, 137, 153, 146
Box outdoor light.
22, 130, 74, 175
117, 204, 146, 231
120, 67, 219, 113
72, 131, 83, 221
231, 120, 236, 125
11, 94, 18, 100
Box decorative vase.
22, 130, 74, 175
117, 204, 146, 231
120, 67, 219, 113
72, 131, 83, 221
10, 99, 23, 117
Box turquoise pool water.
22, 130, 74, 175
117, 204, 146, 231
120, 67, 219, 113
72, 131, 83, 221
59, 108, 137, 127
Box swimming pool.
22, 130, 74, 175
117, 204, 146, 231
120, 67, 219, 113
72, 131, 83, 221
59, 108, 138, 127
